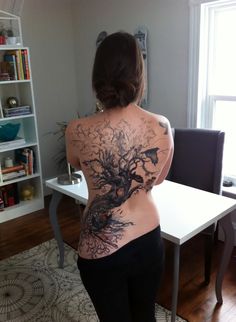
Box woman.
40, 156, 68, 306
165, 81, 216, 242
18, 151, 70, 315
66, 31, 173, 322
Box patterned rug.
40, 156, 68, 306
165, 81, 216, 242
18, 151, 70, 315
0, 239, 187, 322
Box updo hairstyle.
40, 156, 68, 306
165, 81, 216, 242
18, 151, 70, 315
92, 32, 144, 109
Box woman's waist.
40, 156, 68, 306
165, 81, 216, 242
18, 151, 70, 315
78, 210, 160, 259
77, 226, 163, 268
85, 190, 158, 214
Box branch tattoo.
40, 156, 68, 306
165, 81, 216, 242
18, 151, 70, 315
72, 119, 169, 258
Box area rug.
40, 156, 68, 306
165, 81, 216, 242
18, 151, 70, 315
0, 239, 187, 322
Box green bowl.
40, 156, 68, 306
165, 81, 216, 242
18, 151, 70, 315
0, 123, 20, 141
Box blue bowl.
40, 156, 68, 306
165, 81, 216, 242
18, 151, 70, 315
0, 123, 20, 141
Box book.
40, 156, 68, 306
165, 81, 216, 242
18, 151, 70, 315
3, 106, 31, 117
15, 148, 35, 175
15, 50, 21, 80
8, 50, 24, 80
2, 169, 26, 181
3, 54, 17, 80
1, 164, 25, 174
28, 148, 34, 175
0, 61, 11, 80
21, 49, 26, 79
0, 183, 19, 207
23, 49, 30, 79
0, 99, 3, 118
17, 50, 24, 80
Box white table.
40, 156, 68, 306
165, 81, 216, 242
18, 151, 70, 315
46, 172, 236, 322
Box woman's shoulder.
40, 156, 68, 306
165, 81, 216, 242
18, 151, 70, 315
138, 108, 173, 147
141, 108, 168, 121
66, 113, 97, 130
139, 108, 171, 130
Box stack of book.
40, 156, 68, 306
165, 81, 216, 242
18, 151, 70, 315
0, 183, 19, 207
0, 61, 11, 80
3, 49, 30, 81
3, 106, 31, 117
15, 148, 35, 175
1, 164, 26, 182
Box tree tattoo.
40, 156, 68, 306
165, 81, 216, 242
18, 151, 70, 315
72, 118, 169, 258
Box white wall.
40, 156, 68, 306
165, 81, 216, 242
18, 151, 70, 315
72, 0, 189, 127
21, 0, 78, 182
1, 0, 190, 193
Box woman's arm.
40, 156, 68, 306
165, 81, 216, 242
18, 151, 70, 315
154, 116, 174, 185
155, 146, 173, 185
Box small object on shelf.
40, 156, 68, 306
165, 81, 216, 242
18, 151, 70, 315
6, 37, 18, 45
7, 96, 18, 108
4, 157, 13, 168
6, 29, 18, 45
0, 35, 6, 45
0, 72, 10, 81
20, 183, 34, 200
0, 123, 20, 141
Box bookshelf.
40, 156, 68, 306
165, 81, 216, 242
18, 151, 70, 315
0, 11, 43, 223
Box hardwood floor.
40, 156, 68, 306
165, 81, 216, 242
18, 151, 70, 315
0, 195, 236, 322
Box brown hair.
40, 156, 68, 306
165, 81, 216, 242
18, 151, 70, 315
92, 32, 144, 109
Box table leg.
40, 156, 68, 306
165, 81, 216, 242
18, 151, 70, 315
171, 244, 180, 322
49, 190, 64, 268
215, 211, 235, 304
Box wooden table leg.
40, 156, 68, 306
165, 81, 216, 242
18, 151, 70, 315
215, 211, 235, 303
49, 190, 64, 268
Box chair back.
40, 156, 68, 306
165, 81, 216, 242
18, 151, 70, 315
168, 128, 225, 194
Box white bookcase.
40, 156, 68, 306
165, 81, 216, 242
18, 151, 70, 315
0, 11, 44, 223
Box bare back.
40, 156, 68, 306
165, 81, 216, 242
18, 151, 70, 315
66, 104, 173, 259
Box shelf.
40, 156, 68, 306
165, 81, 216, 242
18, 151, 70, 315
0, 10, 23, 48
0, 173, 41, 187
0, 17, 44, 222
0, 45, 22, 50
0, 79, 30, 85
0, 114, 34, 121
0, 197, 44, 224
0, 141, 37, 152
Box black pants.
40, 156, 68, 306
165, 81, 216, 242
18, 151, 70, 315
77, 226, 164, 322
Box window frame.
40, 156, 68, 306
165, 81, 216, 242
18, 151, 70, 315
188, 0, 236, 184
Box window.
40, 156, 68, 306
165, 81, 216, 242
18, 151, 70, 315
188, 0, 236, 183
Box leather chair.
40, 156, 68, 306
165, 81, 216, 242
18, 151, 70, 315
167, 128, 225, 284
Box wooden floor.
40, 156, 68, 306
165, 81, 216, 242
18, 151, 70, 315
0, 195, 236, 322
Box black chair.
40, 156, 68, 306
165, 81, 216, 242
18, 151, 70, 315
167, 128, 225, 284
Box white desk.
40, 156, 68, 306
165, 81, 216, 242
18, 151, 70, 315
46, 172, 236, 322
